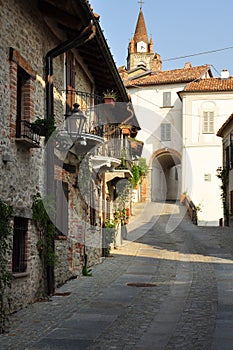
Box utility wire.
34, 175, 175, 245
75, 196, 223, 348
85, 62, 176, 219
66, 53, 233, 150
163, 46, 233, 62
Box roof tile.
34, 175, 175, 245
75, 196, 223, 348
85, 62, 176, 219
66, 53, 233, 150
184, 77, 233, 92
125, 65, 210, 87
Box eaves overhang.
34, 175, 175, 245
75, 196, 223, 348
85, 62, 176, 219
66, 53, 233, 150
38, 0, 129, 102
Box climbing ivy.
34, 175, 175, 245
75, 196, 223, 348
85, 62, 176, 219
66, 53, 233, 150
131, 157, 149, 188
32, 193, 57, 296
0, 199, 13, 334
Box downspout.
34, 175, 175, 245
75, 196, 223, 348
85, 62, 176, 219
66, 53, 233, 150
45, 20, 96, 119
44, 21, 96, 296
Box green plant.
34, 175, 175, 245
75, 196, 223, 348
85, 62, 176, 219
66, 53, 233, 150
103, 90, 118, 100
131, 165, 140, 188
138, 157, 149, 176
31, 115, 56, 140
216, 166, 229, 226
131, 158, 149, 188
103, 219, 116, 257
82, 266, 92, 276
0, 199, 13, 334
32, 193, 57, 282
82, 253, 92, 276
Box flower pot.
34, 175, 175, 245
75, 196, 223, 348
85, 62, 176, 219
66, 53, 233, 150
103, 97, 115, 105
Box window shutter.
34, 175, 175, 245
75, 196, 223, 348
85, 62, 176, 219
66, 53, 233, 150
66, 51, 76, 113
203, 111, 214, 133
163, 92, 171, 107
161, 123, 171, 141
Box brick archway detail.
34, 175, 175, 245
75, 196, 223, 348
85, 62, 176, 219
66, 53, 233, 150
149, 148, 181, 167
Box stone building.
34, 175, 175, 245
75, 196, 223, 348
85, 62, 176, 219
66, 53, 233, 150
0, 0, 140, 313
119, 6, 233, 226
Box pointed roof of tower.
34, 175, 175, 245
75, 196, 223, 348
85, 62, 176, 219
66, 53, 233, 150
133, 9, 148, 43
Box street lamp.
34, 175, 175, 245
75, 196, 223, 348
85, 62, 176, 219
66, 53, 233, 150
66, 103, 87, 141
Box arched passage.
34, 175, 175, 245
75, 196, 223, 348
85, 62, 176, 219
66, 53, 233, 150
150, 148, 181, 202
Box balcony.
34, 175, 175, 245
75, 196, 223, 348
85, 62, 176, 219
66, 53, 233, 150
15, 120, 40, 148
128, 138, 144, 159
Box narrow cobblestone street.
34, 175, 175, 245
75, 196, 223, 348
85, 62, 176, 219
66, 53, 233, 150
1, 202, 233, 350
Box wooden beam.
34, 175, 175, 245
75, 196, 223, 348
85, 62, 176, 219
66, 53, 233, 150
38, 0, 83, 31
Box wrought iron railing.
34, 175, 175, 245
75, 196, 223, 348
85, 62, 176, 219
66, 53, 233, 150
67, 90, 104, 136
95, 137, 132, 170
16, 120, 40, 146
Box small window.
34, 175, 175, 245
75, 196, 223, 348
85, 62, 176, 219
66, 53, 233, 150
202, 111, 214, 134
161, 123, 171, 141
163, 92, 171, 107
12, 217, 28, 273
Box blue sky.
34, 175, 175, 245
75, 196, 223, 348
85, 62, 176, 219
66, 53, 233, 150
90, 0, 233, 77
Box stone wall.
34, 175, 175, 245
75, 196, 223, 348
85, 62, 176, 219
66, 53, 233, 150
0, 0, 105, 313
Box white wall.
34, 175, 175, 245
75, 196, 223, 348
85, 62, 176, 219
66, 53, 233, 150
182, 92, 233, 225
129, 84, 184, 163
128, 84, 184, 202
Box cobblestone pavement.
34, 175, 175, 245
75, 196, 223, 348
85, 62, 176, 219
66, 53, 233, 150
1, 202, 233, 350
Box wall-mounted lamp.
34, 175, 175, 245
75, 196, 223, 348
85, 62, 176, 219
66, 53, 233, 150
65, 103, 87, 141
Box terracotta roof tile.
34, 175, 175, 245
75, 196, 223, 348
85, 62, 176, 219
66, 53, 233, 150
184, 77, 233, 92
217, 113, 233, 137
125, 65, 210, 87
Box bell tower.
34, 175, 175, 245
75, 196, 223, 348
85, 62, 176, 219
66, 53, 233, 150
127, 2, 162, 71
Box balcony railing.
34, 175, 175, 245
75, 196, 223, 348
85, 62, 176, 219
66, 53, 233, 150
95, 137, 132, 170
16, 120, 40, 147
67, 90, 104, 137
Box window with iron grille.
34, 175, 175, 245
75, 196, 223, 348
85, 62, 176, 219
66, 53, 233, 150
161, 123, 171, 141
12, 217, 28, 273
202, 111, 214, 134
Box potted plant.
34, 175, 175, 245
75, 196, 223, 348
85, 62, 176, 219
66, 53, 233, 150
103, 90, 118, 105
31, 115, 55, 139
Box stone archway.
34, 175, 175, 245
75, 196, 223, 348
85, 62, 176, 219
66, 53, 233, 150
149, 148, 181, 202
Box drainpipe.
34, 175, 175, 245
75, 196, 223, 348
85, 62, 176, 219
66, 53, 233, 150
44, 21, 96, 296
45, 20, 96, 119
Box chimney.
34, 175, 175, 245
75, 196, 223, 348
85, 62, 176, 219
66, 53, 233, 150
221, 69, 230, 79
184, 62, 192, 69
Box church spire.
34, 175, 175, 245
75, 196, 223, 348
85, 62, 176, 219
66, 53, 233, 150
126, 4, 162, 72
133, 8, 148, 44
